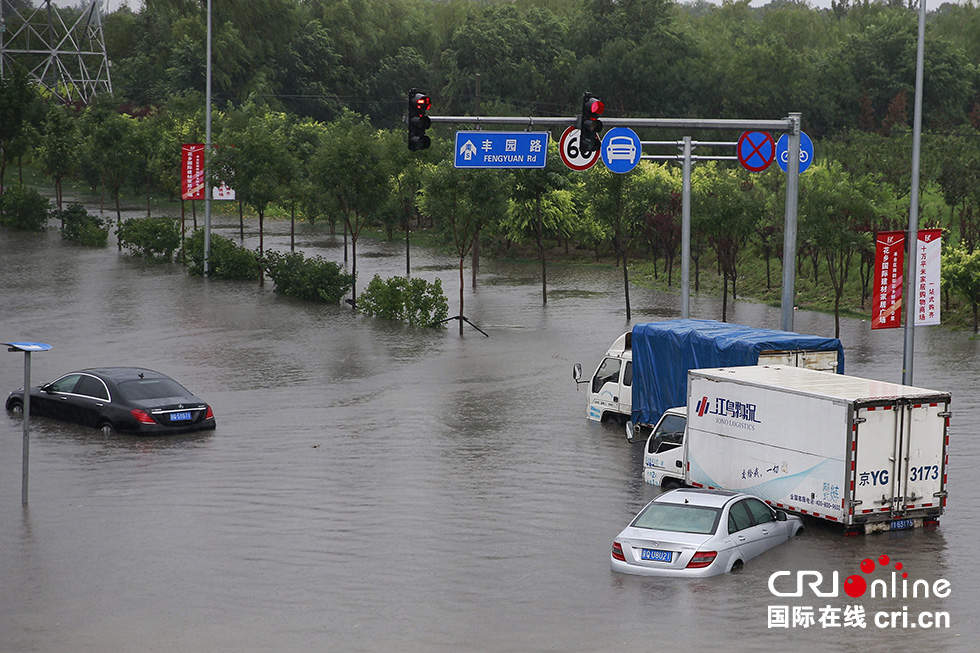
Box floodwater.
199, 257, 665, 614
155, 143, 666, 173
1, 208, 978, 652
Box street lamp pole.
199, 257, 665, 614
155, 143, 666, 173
902, 0, 927, 385
204, 0, 212, 275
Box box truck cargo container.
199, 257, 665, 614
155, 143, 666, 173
642, 366, 950, 534
573, 319, 843, 428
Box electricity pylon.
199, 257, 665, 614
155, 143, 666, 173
0, 0, 112, 105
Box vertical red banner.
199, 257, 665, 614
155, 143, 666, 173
181, 144, 205, 200
872, 231, 905, 330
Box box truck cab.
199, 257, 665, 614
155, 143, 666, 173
642, 366, 950, 534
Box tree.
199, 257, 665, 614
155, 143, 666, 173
211, 102, 295, 282
418, 160, 511, 335
942, 244, 980, 333
503, 141, 573, 304
38, 105, 79, 211
0, 70, 38, 194
312, 111, 391, 305
80, 99, 140, 236
692, 163, 761, 321
799, 162, 882, 337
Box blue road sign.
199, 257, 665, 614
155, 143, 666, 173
4, 342, 52, 352
737, 131, 775, 172
600, 127, 641, 174
454, 131, 549, 169
776, 131, 814, 174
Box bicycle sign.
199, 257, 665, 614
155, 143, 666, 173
776, 131, 814, 174
558, 126, 600, 171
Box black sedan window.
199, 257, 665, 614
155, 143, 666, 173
118, 378, 190, 400
75, 375, 109, 400
47, 374, 82, 394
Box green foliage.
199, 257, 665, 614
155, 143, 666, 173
57, 204, 109, 247
182, 229, 260, 280
261, 249, 354, 304
116, 217, 181, 260
358, 275, 449, 327
942, 244, 980, 332
0, 186, 50, 231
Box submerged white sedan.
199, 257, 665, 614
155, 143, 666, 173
611, 488, 803, 578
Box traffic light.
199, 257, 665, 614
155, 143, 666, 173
577, 92, 604, 155
408, 89, 432, 151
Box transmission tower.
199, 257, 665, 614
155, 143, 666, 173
0, 0, 112, 105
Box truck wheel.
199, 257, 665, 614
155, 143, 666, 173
661, 478, 681, 491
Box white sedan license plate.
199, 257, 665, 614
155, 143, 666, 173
171, 411, 192, 422
640, 548, 672, 562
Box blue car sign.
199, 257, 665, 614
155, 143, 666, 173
600, 127, 641, 174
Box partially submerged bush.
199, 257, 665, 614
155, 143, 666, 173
183, 229, 260, 280
0, 186, 50, 231
262, 250, 354, 304
58, 204, 108, 247
358, 275, 449, 327
117, 217, 180, 260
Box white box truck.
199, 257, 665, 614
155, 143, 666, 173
642, 365, 950, 534
574, 319, 843, 427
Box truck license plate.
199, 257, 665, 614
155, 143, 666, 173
641, 549, 672, 562
890, 518, 914, 531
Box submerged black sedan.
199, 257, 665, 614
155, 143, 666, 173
5, 367, 215, 435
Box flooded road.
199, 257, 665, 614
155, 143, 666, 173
1, 211, 978, 651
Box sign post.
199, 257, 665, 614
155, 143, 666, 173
4, 342, 51, 505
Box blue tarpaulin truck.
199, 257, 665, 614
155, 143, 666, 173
574, 319, 844, 429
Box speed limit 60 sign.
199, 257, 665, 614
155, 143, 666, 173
559, 126, 600, 171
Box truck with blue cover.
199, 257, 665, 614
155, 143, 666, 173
574, 319, 844, 430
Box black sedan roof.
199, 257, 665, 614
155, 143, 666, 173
76, 368, 173, 383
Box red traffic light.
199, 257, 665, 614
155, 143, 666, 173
413, 93, 431, 112
589, 99, 604, 116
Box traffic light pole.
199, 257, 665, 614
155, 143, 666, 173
428, 113, 803, 329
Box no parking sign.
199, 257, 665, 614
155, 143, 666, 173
737, 131, 775, 172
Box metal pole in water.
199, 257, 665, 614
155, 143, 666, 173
22, 350, 31, 505
5, 342, 50, 505
680, 137, 692, 319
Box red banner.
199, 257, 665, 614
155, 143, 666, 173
181, 143, 205, 200
872, 231, 905, 330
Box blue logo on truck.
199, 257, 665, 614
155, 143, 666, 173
695, 395, 762, 427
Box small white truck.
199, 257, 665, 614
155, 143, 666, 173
641, 365, 950, 534
574, 319, 843, 426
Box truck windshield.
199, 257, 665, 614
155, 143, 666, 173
648, 414, 686, 454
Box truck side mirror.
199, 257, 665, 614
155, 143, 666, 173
573, 363, 582, 381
